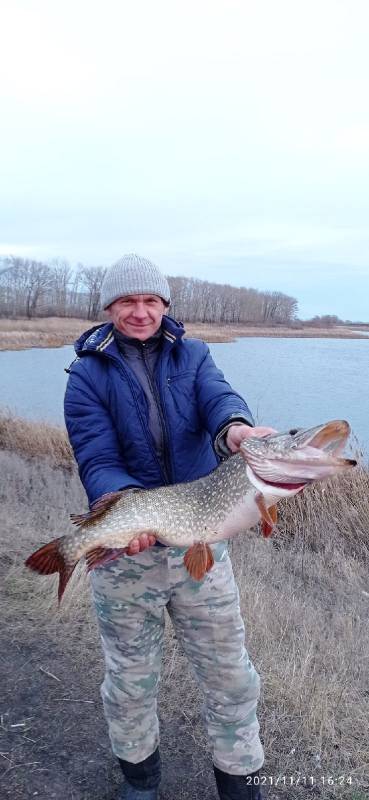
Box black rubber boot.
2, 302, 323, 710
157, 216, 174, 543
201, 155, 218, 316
118, 748, 161, 799
213, 766, 262, 800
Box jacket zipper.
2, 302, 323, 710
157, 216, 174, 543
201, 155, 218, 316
141, 343, 171, 484
115, 358, 170, 485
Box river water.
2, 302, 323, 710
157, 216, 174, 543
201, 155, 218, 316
0, 337, 367, 457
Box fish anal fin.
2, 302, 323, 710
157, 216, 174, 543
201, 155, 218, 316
25, 539, 76, 604
184, 542, 214, 581
85, 546, 127, 572
70, 491, 125, 528
255, 494, 278, 538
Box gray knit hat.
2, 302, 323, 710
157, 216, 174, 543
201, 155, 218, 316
101, 253, 171, 309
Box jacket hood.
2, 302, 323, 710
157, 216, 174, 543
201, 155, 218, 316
73, 315, 185, 356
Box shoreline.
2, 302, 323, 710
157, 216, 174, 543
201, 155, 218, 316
0, 316, 369, 350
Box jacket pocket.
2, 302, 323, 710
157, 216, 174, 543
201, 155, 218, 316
167, 370, 197, 383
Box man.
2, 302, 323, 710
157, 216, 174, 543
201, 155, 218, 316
64, 254, 274, 800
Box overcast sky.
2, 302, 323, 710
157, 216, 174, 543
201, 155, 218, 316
1, 0, 368, 320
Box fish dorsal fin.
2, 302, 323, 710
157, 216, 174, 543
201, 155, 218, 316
255, 493, 278, 538
70, 491, 125, 528
184, 542, 214, 581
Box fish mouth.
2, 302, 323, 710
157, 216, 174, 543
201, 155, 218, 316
292, 419, 350, 456
241, 419, 357, 492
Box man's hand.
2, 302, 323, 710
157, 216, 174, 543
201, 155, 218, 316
226, 424, 278, 453
126, 533, 157, 555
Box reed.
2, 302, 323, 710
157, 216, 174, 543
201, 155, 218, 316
0, 410, 73, 467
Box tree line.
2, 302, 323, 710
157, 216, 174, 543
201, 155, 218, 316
0, 255, 300, 325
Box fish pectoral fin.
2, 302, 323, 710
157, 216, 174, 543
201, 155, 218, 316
183, 542, 214, 581
85, 546, 127, 572
255, 493, 278, 538
70, 491, 124, 528
261, 506, 278, 538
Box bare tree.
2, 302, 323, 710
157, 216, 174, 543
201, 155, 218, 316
260, 291, 298, 324
167, 275, 298, 325
26, 262, 53, 318
0, 256, 53, 318
304, 314, 342, 327
80, 266, 107, 320
0, 256, 299, 324
49, 259, 72, 316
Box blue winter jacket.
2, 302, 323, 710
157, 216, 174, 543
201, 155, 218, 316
64, 316, 254, 506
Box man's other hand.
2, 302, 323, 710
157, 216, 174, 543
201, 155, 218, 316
226, 424, 277, 453
126, 533, 157, 555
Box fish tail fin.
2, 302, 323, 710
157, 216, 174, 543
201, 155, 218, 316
184, 542, 214, 581
25, 540, 77, 604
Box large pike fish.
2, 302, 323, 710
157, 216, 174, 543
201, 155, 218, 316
25, 420, 356, 602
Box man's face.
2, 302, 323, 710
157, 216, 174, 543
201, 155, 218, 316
106, 294, 166, 340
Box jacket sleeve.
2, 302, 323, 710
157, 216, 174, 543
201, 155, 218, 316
64, 362, 144, 506
194, 345, 255, 443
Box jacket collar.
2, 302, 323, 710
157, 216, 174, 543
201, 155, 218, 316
74, 315, 185, 357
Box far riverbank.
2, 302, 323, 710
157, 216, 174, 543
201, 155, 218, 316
0, 316, 369, 350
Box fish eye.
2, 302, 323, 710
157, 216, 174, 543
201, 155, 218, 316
289, 428, 299, 436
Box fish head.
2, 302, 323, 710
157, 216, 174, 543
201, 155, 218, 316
240, 419, 357, 497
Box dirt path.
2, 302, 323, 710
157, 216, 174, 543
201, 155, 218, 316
0, 609, 217, 800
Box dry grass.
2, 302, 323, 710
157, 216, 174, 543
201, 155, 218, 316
0, 317, 88, 332
0, 316, 89, 350
0, 410, 73, 467
230, 525, 369, 795
0, 316, 368, 350
1, 419, 369, 798
275, 466, 369, 562
185, 322, 369, 343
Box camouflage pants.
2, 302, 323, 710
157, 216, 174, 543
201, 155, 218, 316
91, 542, 264, 775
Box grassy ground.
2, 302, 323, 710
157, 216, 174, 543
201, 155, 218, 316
0, 416, 368, 799
0, 316, 369, 349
